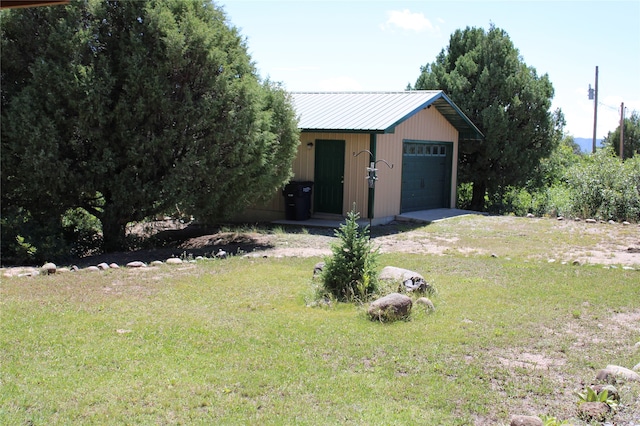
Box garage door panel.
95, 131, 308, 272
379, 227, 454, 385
401, 142, 452, 213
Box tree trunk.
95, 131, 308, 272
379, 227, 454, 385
101, 205, 127, 253
470, 179, 487, 212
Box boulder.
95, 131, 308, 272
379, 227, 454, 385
379, 266, 433, 294
4, 267, 40, 278
97, 262, 110, 270
215, 249, 227, 259
368, 293, 412, 322
605, 364, 640, 382
313, 262, 325, 276
509, 415, 543, 426
150, 260, 164, 267
84, 266, 100, 272
577, 402, 610, 422
596, 368, 616, 383
41, 262, 56, 275
126, 261, 146, 268
109, 263, 120, 269
166, 258, 183, 265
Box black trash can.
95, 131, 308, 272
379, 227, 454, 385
282, 181, 313, 220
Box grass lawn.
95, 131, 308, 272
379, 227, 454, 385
1, 220, 639, 425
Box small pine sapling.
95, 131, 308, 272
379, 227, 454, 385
321, 208, 379, 302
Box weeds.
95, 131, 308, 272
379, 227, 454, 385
575, 386, 618, 410
540, 415, 570, 426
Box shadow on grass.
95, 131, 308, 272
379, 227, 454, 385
74, 220, 427, 268
76, 223, 276, 267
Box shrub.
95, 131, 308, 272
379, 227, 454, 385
545, 185, 572, 217
478, 148, 639, 222
0, 206, 103, 265
457, 182, 473, 210
61, 207, 103, 257
321, 208, 379, 302
500, 186, 533, 216
564, 149, 640, 221
0, 207, 70, 265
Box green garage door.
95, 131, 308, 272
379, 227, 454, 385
401, 141, 452, 213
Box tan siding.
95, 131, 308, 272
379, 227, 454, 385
372, 133, 402, 219
342, 134, 370, 216
292, 135, 315, 181
373, 108, 459, 218
398, 106, 458, 141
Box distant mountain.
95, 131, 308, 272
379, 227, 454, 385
574, 137, 604, 153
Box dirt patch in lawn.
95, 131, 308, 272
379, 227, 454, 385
74, 216, 640, 268
4, 215, 639, 270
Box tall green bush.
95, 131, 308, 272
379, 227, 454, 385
564, 149, 640, 221
462, 143, 639, 222
321, 209, 379, 302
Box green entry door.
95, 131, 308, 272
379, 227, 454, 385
314, 139, 345, 214
401, 142, 452, 212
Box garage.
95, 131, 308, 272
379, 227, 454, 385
401, 141, 453, 212
240, 91, 483, 224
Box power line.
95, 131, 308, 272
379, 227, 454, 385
598, 101, 620, 112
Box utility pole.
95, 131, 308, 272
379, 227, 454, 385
592, 66, 599, 154
620, 102, 625, 160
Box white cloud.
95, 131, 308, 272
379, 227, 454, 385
380, 9, 438, 33
318, 76, 363, 91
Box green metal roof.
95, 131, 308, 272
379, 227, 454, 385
291, 91, 483, 142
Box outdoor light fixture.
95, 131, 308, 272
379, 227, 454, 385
306, 142, 314, 149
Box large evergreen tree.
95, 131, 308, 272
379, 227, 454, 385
412, 25, 557, 211
1, 0, 299, 253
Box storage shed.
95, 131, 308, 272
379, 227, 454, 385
241, 90, 483, 225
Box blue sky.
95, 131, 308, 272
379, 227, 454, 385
219, 0, 640, 139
